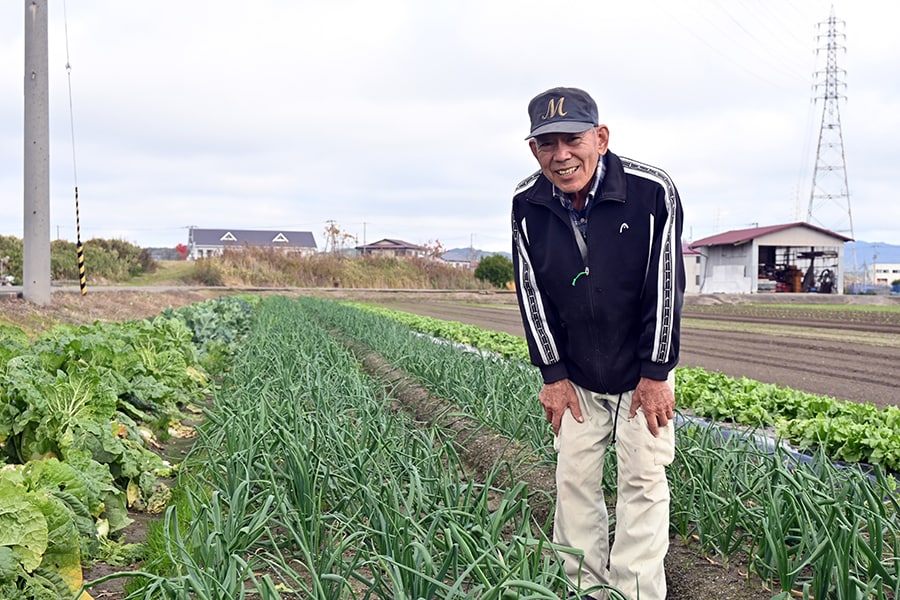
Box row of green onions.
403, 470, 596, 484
92, 296, 899, 599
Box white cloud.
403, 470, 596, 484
1, 0, 897, 252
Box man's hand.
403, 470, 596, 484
539, 379, 583, 435
629, 377, 675, 437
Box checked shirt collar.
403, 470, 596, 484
553, 154, 606, 239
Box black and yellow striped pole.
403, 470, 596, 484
63, 3, 85, 296
75, 186, 86, 295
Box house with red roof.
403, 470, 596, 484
689, 222, 852, 294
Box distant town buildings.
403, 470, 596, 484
868, 263, 900, 286
182, 222, 892, 295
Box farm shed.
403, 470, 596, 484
689, 222, 852, 294
187, 227, 318, 259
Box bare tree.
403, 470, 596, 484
421, 239, 446, 260
323, 221, 357, 254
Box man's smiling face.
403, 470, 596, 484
530, 126, 609, 203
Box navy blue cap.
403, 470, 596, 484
526, 87, 599, 139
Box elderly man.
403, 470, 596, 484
510, 87, 685, 600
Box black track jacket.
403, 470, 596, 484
511, 150, 685, 394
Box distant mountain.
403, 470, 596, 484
848, 241, 900, 265
441, 247, 512, 262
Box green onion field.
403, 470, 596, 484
1, 295, 898, 599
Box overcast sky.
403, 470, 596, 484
1, 1, 898, 253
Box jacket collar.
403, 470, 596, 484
597, 150, 626, 203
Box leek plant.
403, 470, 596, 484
316, 298, 900, 599
124, 296, 610, 599
671, 419, 900, 598
304, 299, 552, 460
114, 295, 900, 599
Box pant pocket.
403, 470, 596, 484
653, 421, 675, 466
630, 409, 675, 467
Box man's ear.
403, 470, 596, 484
597, 125, 610, 154
529, 138, 539, 160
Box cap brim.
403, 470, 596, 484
526, 121, 596, 140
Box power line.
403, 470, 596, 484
62, 0, 78, 189
708, 3, 811, 81
655, 0, 811, 89
62, 0, 86, 295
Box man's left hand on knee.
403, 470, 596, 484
629, 377, 675, 437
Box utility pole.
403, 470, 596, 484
806, 7, 856, 277
872, 244, 879, 286
23, 0, 51, 305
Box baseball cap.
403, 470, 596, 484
526, 87, 599, 139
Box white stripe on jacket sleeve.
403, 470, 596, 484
515, 216, 560, 366
624, 159, 679, 365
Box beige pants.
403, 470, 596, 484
553, 378, 675, 600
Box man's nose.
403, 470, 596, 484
552, 142, 572, 160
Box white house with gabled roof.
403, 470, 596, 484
187, 227, 317, 260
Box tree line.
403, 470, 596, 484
0, 235, 154, 284
0, 234, 515, 289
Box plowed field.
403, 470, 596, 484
3, 288, 897, 407
368, 294, 900, 409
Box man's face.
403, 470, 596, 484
529, 126, 609, 197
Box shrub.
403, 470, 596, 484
186, 259, 225, 286
474, 254, 514, 288
208, 248, 485, 289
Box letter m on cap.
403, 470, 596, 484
541, 97, 567, 121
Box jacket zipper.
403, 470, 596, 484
568, 212, 606, 391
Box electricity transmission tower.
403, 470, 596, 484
806, 8, 855, 245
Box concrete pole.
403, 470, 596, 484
23, 0, 52, 305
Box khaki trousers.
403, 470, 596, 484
553, 378, 675, 600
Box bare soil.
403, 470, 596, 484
4, 287, 896, 599
0, 288, 229, 335
365, 292, 900, 409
